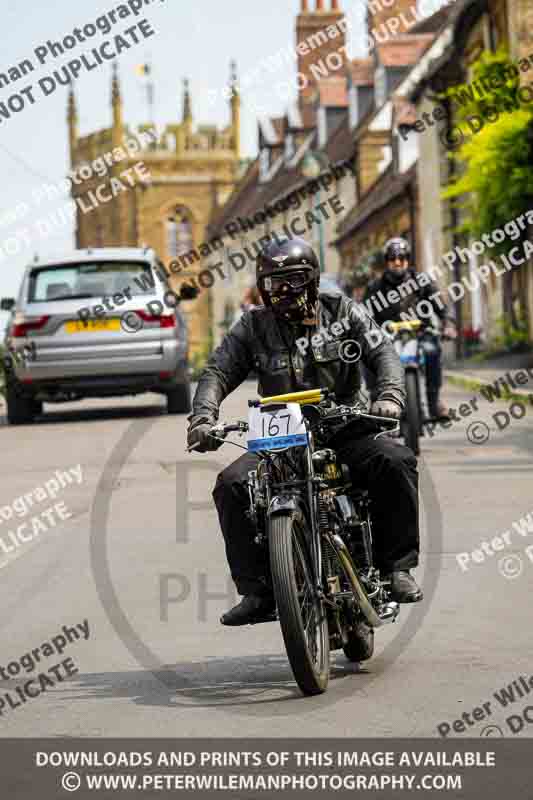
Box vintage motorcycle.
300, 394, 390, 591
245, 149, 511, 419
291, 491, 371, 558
388, 319, 443, 456
196, 387, 401, 696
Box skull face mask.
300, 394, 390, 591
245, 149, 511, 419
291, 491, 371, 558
259, 269, 317, 323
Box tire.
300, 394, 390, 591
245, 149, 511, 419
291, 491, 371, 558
269, 513, 330, 695
343, 620, 374, 662
404, 370, 421, 455
5, 379, 36, 425
167, 380, 191, 414
31, 398, 43, 417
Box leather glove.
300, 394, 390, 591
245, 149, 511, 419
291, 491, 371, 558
371, 398, 402, 420
187, 422, 221, 453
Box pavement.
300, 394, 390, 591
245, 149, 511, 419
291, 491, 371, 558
444, 350, 533, 402
0, 379, 532, 739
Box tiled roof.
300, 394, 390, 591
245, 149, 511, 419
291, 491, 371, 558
334, 164, 417, 244
207, 159, 260, 235
349, 58, 374, 86
409, 3, 455, 34
376, 34, 435, 68
324, 115, 355, 164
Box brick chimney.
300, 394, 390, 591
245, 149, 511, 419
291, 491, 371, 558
296, 0, 347, 105
367, 0, 418, 41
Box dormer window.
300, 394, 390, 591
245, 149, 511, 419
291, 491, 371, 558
317, 107, 327, 148
284, 134, 294, 162
375, 64, 387, 108
349, 86, 359, 129
259, 148, 270, 181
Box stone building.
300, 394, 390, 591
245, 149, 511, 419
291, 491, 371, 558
67, 64, 242, 355
392, 0, 533, 350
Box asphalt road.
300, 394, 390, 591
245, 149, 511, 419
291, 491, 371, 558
0, 379, 532, 738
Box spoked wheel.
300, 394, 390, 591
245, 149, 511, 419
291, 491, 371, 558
269, 513, 330, 695
404, 370, 421, 455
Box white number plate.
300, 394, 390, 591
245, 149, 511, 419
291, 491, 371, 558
247, 403, 308, 452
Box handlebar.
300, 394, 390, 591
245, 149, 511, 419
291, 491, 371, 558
186, 420, 248, 452
187, 402, 399, 452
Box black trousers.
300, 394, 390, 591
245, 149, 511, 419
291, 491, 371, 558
421, 334, 442, 402
213, 434, 420, 596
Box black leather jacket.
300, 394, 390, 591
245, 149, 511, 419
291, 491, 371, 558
190, 292, 405, 426
364, 268, 451, 328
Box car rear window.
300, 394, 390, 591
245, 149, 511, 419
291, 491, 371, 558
27, 261, 157, 302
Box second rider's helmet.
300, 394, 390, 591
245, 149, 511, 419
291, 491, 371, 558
383, 237, 411, 286
256, 237, 320, 323
383, 237, 411, 263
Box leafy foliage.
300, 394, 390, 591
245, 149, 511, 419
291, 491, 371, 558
493, 313, 530, 352
441, 50, 533, 249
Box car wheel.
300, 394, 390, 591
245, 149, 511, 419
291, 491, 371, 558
167, 381, 191, 414
31, 398, 43, 418
5, 379, 36, 425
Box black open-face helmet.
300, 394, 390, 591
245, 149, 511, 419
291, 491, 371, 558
256, 237, 320, 323
383, 237, 411, 286
383, 237, 411, 263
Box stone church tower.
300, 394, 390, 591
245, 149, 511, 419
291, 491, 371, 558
67, 65, 242, 357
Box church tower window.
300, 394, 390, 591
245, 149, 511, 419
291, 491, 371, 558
166, 207, 193, 260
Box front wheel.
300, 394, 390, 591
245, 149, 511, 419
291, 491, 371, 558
404, 370, 421, 455
269, 513, 330, 696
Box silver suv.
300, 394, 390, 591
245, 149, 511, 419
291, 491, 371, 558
1, 247, 194, 424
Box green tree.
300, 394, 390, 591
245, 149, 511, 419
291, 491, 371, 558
441, 49, 533, 333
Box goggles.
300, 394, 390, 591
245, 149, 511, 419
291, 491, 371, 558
260, 269, 311, 293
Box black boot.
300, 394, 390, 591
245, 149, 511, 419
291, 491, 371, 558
386, 570, 423, 603
220, 593, 276, 626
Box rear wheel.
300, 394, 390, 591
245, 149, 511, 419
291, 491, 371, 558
167, 380, 191, 414
323, 537, 375, 663
269, 513, 330, 695
404, 370, 421, 455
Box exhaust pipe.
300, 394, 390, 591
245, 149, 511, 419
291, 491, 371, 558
330, 534, 400, 628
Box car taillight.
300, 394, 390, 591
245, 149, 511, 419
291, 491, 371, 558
135, 311, 176, 328
11, 315, 50, 338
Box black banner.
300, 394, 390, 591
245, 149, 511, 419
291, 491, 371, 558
1, 738, 531, 798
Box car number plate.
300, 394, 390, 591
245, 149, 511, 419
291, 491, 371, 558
248, 402, 308, 452
65, 319, 121, 333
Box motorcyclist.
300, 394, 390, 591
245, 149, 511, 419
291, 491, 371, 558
364, 237, 457, 419
187, 237, 423, 626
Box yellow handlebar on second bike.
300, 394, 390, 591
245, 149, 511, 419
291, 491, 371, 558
388, 320, 422, 334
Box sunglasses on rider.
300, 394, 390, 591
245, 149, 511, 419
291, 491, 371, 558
260, 270, 311, 292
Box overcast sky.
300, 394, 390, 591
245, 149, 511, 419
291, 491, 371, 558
0, 0, 446, 331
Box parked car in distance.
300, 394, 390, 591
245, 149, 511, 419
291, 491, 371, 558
1, 247, 194, 424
